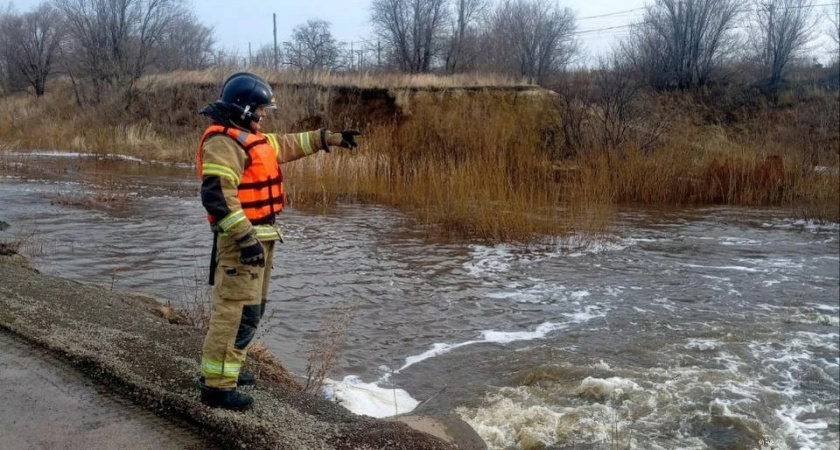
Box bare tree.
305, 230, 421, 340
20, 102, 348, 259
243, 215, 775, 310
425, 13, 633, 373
284, 19, 341, 71
485, 0, 577, 84
153, 11, 214, 72
0, 3, 64, 96
627, 0, 741, 90
444, 0, 486, 72
54, 0, 187, 102
371, 0, 450, 72
750, 0, 818, 86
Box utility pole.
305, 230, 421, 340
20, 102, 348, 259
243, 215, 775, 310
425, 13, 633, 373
350, 41, 354, 70
248, 42, 252, 67
377, 40, 381, 68
768, 1, 777, 84
273, 13, 278, 70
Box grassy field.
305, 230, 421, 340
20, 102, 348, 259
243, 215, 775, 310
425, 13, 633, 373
1, 70, 837, 241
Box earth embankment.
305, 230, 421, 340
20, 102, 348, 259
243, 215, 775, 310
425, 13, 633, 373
0, 252, 481, 450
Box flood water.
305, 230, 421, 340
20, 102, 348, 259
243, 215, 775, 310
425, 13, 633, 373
1, 152, 838, 450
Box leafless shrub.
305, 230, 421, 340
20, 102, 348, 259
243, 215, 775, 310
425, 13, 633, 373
173, 265, 212, 329
553, 57, 667, 158
591, 57, 667, 155
0, 222, 42, 259
302, 303, 355, 395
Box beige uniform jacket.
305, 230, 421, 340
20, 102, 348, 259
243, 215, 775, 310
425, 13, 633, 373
200, 128, 328, 243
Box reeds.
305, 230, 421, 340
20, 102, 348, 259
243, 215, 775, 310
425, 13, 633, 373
1, 70, 837, 241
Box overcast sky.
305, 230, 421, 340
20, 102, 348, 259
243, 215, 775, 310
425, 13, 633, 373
5, 0, 838, 64
188, 0, 650, 62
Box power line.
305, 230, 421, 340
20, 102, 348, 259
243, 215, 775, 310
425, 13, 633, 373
578, 8, 645, 21
573, 24, 635, 36
342, 1, 840, 51
572, 1, 838, 37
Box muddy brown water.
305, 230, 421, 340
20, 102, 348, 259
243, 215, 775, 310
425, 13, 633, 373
1, 152, 838, 450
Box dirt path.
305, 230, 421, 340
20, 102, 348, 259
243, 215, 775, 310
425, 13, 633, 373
0, 331, 211, 450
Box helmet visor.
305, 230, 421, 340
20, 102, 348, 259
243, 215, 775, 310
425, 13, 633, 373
263, 94, 277, 109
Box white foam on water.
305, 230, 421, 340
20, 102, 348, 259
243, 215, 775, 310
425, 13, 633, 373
9, 151, 91, 158
396, 323, 564, 372
562, 306, 606, 323
464, 236, 630, 278
329, 310, 606, 420
464, 244, 514, 278
786, 312, 840, 327
325, 375, 420, 418
775, 404, 830, 450
682, 263, 760, 273
567, 237, 628, 257
764, 218, 840, 233
720, 237, 764, 246
700, 274, 732, 282
685, 339, 721, 351
737, 257, 804, 270
397, 311, 606, 373
570, 290, 591, 300
605, 286, 625, 297
6, 150, 195, 168
577, 376, 641, 399
457, 394, 567, 449
485, 282, 556, 304
485, 281, 593, 305
457, 380, 708, 450
459, 329, 840, 450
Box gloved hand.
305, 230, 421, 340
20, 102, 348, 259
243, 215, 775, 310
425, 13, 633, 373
324, 129, 361, 151
238, 238, 265, 267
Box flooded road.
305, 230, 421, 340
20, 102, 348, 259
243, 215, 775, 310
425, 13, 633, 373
1, 152, 838, 450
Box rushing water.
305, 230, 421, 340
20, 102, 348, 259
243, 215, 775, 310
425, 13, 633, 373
1, 152, 838, 450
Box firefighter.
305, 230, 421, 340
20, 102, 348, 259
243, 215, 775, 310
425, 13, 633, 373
196, 72, 359, 410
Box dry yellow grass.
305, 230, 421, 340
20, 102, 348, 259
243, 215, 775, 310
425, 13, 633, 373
137, 68, 534, 90
0, 70, 837, 241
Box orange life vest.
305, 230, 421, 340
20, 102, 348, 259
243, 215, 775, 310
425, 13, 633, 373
197, 125, 286, 225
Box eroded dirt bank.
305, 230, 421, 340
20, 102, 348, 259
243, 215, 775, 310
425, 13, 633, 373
0, 253, 484, 450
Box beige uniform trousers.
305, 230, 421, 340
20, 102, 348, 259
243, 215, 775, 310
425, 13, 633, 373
201, 236, 274, 389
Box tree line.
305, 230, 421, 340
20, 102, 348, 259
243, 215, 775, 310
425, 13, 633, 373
1, 0, 838, 100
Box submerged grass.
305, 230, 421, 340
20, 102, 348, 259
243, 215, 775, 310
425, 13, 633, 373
1, 69, 837, 241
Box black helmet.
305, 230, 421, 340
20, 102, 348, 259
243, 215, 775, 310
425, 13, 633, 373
218, 72, 277, 128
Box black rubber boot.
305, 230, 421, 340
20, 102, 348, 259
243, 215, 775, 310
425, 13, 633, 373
200, 385, 253, 411
237, 371, 256, 386
199, 372, 256, 387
